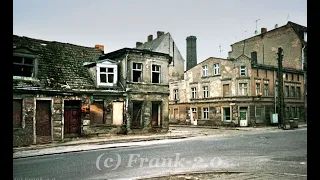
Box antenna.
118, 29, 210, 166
219, 44, 223, 58
254, 19, 260, 34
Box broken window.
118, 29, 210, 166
13, 99, 22, 128
239, 83, 247, 96
203, 86, 209, 98
174, 89, 179, 100
13, 56, 35, 77
191, 87, 197, 99
99, 67, 115, 84
202, 65, 208, 77
214, 63, 220, 75
90, 101, 105, 125
203, 107, 209, 119
133, 63, 142, 82
152, 65, 161, 83
240, 66, 246, 76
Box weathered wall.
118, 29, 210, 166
155, 34, 185, 81
229, 25, 303, 70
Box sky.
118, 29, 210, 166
13, 0, 307, 68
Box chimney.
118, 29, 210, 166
251, 51, 257, 64
157, 31, 165, 38
95, 44, 104, 52
186, 36, 197, 71
261, 28, 267, 34
147, 35, 153, 42
136, 42, 143, 48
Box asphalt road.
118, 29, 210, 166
13, 128, 307, 180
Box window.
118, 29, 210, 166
152, 65, 161, 83
223, 107, 231, 121
100, 67, 114, 83
297, 107, 301, 118
285, 73, 288, 80
203, 86, 209, 98
90, 101, 105, 125
133, 63, 142, 82
285, 86, 290, 97
13, 56, 35, 77
214, 63, 220, 75
97, 64, 117, 86
256, 83, 261, 95
240, 66, 246, 76
255, 107, 264, 117
285, 107, 290, 118
239, 83, 248, 96
297, 75, 300, 81
291, 86, 296, 97
203, 107, 209, 119
202, 65, 208, 77
291, 107, 296, 118
13, 99, 23, 128
174, 89, 179, 100
291, 74, 294, 81
265, 70, 267, 78
191, 87, 197, 99
296, 87, 301, 98
264, 83, 269, 96
257, 69, 259, 77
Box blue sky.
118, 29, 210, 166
13, 0, 307, 66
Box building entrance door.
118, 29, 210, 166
239, 107, 248, 127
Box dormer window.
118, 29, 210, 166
13, 56, 34, 77
97, 64, 117, 86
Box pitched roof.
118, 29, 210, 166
13, 35, 104, 90
136, 33, 168, 50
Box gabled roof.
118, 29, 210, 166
231, 21, 307, 46
136, 33, 168, 51
13, 35, 104, 90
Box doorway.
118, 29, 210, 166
132, 102, 142, 128
152, 102, 161, 127
64, 100, 81, 137
239, 107, 248, 127
36, 100, 52, 144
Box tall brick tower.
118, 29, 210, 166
186, 36, 197, 71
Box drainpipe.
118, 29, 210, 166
301, 45, 306, 70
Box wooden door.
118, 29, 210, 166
152, 103, 160, 127
64, 108, 80, 134
36, 100, 51, 143
132, 102, 142, 128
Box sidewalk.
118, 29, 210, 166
13, 124, 307, 159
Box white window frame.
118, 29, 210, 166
214, 63, 220, 75
174, 89, 179, 100
239, 83, 248, 96
202, 65, 208, 77
191, 87, 197, 99
152, 64, 161, 84
132, 62, 143, 82
240, 66, 246, 76
203, 86, 209, 98
97, 64, 117, 86
203, 107, 209, 119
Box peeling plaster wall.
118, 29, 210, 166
155, 35, 185, 81
229, 25, 303, 70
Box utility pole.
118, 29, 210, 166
277, 47, 285, 129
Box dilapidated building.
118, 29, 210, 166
169, 21, 307, 127
13, 35, 171, 147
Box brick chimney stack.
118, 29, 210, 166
147, 35, 153, 42
95, 44, 104, 52
136, 42, 143, 48
261, 28, 267, 34
186, 36, 197, 71
157, 31, 164, 38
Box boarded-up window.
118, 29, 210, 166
90, 101, 104, 125
223, 84, 229, 97
13, 99, 22, 128
112, 102, 123, 125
